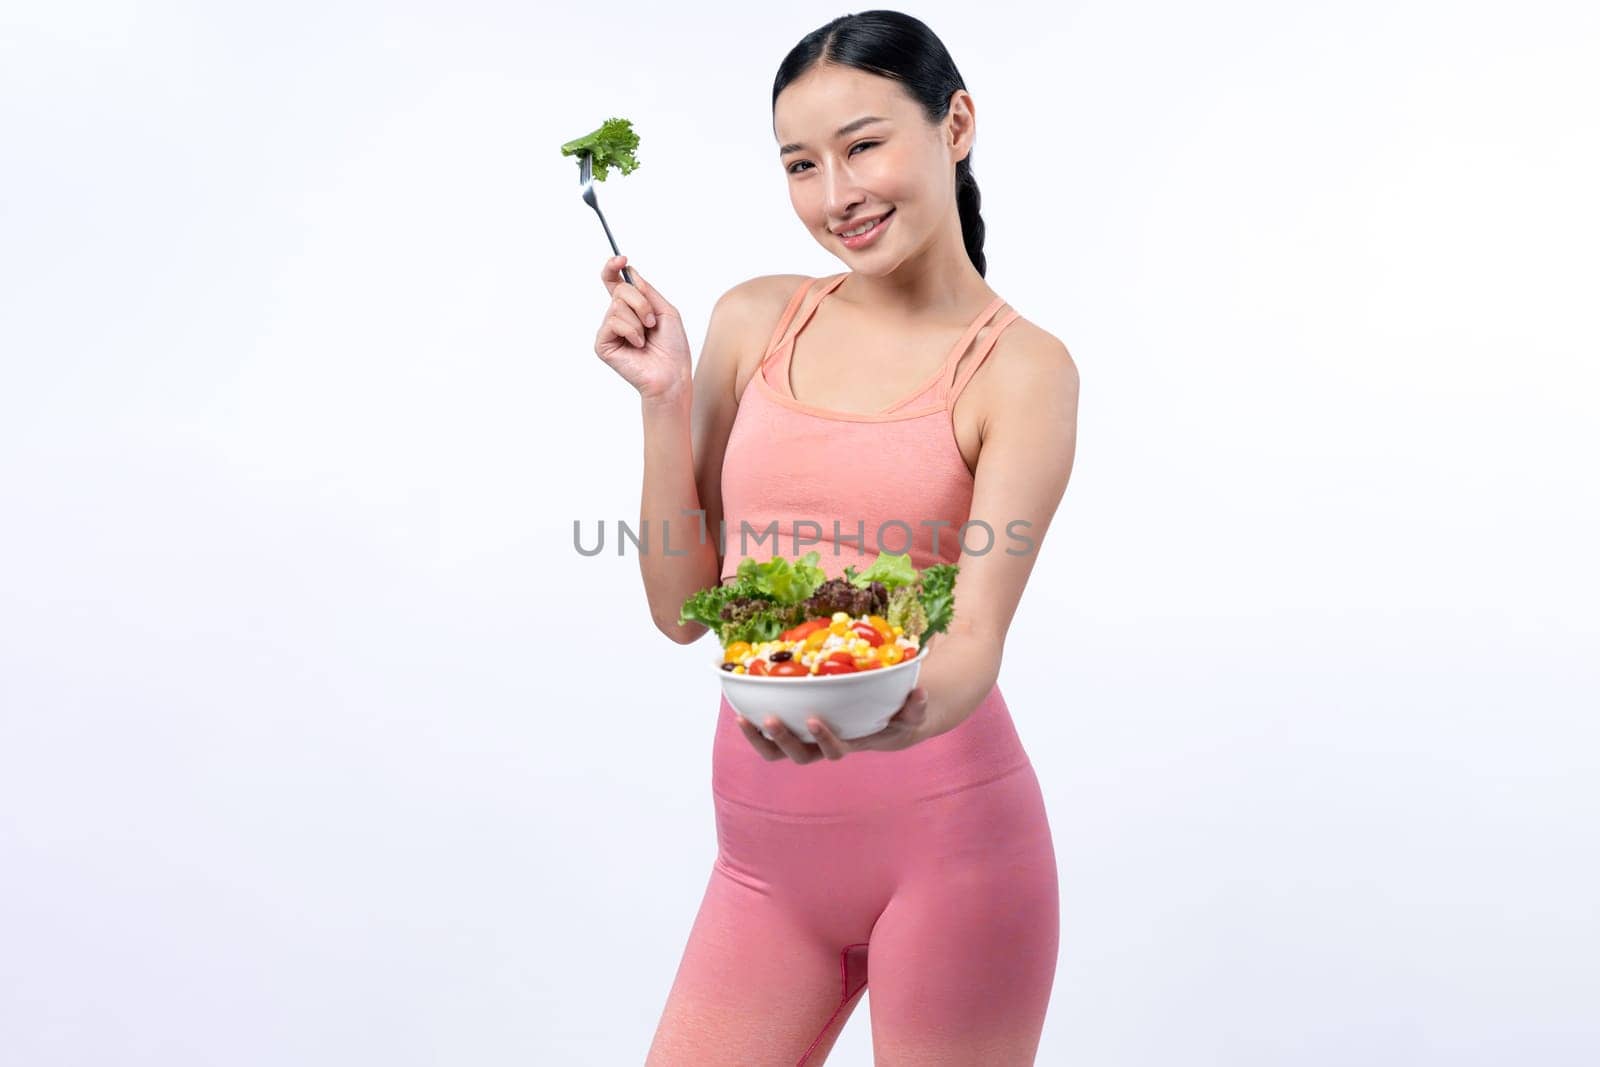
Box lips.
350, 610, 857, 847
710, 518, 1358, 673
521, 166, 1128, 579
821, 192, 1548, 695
834, 210, 893, 236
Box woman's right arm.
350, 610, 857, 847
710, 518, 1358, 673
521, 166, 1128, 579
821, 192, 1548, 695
595, 256, 770, 643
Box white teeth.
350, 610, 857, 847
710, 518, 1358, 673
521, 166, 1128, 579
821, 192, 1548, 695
841, 215, 886, 237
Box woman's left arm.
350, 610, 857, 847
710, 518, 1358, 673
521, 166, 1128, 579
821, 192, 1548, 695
914, 330, 1080, 742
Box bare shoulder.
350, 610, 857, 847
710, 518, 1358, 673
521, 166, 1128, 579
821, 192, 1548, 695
994, 316, 1078, 384
713, 273, 814, 397
716, 272, 813, 324
971, 315, 1080, 431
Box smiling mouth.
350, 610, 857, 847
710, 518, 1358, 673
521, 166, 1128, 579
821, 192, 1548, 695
837, 210, 893, 237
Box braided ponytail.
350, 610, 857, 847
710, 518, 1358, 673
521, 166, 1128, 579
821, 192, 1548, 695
955, 155, 987, 278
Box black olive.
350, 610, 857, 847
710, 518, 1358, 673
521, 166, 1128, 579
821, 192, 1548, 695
720, 661, 737, 671
770, 650, 793, 662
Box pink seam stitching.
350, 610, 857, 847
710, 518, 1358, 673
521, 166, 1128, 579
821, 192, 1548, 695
760, 275, 831, 374
712, 759, 1032, 821
880, 294, 1005, 415
795, 942, 871, 1066
945, 305, 1021, 408
937, 300, 1009, 400
776, 275, 847, 401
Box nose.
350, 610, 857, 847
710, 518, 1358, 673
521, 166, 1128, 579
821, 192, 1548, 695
822, 164, 865, 220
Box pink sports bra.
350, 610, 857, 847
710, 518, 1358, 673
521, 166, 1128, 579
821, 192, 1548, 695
716, 272, 1022, 583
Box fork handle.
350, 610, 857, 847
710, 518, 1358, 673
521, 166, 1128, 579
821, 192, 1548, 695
593, 207, 633, 285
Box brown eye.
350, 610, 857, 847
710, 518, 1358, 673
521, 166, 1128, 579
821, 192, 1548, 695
786, 141, 879, 175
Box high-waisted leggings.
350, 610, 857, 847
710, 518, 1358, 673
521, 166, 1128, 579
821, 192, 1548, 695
646, 684, 1060, 1065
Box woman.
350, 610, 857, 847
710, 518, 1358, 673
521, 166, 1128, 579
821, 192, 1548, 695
593, 12, 1079, 1064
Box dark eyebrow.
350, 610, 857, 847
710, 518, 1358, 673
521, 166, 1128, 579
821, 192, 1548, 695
778, 115, 889, 157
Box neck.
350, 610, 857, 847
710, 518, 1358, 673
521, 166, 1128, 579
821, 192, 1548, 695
837, 217, 989, 321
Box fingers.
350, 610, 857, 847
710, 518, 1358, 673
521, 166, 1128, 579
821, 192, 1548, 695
735, 696, 927, 761
762, 716, 812, 762
757, 715, 824, 764
625, 263, 667, 314
840, 689, 927, 754
890, 688, 930, 747
605, 309, 648, 349
601, 255, 659, 329
734, 715, 784, 761
733, 713, 849, 762
597, 255, 654, 350
599, 253, 629, 287
807, 717, 848, 760
896, 687, 929, 727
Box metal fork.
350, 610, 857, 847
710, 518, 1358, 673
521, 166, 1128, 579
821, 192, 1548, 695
579, 150, 633, 285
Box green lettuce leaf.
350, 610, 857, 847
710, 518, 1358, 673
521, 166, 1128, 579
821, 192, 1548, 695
734, 550, 826, 605
718, 605, 796, 646
918, 563, 959, 636
560, 117, 641, 182
845, 551, 918, 590
885, 585, 928, 638
678, 551, 827, 646
678, 583, 738, 632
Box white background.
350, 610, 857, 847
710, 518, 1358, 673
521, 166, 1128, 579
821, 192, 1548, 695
2, 1, 1596, 1064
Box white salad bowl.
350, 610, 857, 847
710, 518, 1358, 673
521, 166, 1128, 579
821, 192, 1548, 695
715, 636, 933, 744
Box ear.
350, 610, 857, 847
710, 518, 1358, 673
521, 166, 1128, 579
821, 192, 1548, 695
947, 89, 977, 161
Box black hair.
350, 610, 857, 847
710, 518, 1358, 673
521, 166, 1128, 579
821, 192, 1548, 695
773, 11, 987, 278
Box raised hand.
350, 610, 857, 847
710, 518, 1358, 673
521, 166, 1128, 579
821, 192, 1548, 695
593, 254, 692, 402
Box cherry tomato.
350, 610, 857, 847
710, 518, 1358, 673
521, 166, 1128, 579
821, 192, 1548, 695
818, 659, 858, 675
902, 645, 918, 660
770, 660, 808, 677
856, 657, 884, 670
850, 622, 884, 646
748, 659, 769, 676
780, 618, 829, 642
827, 651, 855, 665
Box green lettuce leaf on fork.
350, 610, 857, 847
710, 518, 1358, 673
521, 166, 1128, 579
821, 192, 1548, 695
560, 117, 641, 182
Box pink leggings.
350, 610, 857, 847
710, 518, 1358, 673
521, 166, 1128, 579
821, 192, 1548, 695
647, 689, 1060, 1065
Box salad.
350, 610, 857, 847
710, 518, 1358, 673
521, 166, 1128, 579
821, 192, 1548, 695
678, 550, 958, 677
559, 117, 641, 182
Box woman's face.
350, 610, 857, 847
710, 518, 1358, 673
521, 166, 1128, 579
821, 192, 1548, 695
774, 64, 971, 272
